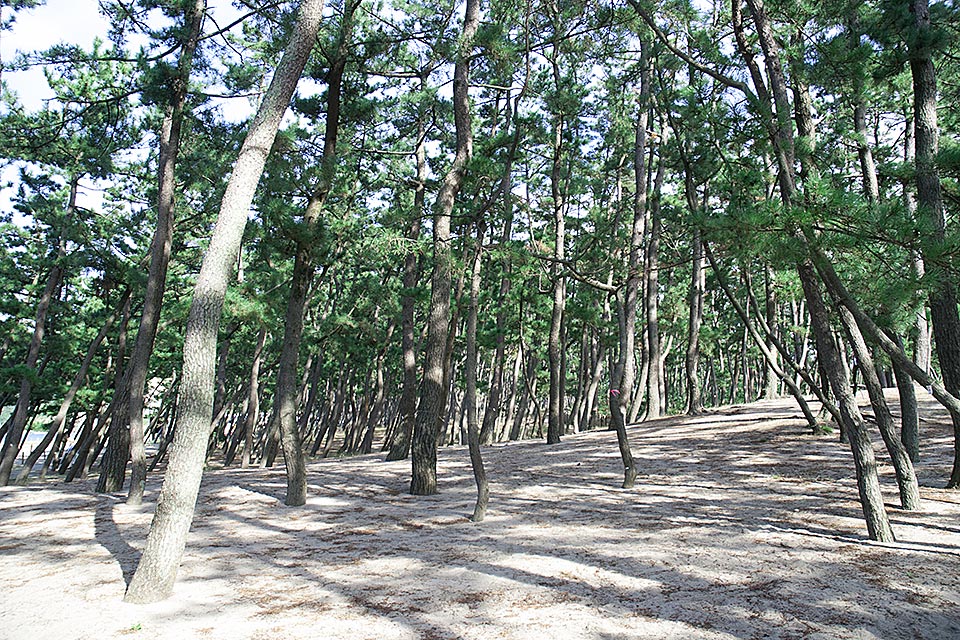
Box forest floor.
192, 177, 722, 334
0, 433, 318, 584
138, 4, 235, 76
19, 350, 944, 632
2, 390, 960, 640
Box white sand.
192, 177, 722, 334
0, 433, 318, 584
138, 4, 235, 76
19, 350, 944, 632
2, 392, 959, 639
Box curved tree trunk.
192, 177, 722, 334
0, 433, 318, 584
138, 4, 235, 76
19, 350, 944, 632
465, 224, 489, 521
124, 0, 325, 603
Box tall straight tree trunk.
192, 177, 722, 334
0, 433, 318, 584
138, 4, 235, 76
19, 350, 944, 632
686, 227, 705, 414
386, 79, 427, 462
124, 0, 326, 603
465, 224, 488, 521
609, 42, 649, 485
125, 0, 207, 508
479, 97, 521, 445
645, 133, 664, 419
762, 266, 778, 399
0, 179, 72, 485
906, 0, 960, 487
272, 0, 356, 507
409, 0, 480, 495
546, 108, 566, 443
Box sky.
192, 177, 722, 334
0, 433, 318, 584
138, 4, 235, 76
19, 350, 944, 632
0, 0, 252, 217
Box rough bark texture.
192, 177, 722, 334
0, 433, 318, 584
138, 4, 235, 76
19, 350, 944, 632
838, 308, 921, 510
126, 0, 207, 507
385, 90, 426, 462
645, 139, 665, 419
410, 0, 480, 495
272, 0, 355, 507
907, 0, 960, 487
798, 263, 894, 542
124, 0, 325, 603
465, 225, 489, 521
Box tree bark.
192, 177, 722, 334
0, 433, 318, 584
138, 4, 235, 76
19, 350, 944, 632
465, 224, 489, 521
126, 0, 207, 508
798, 263, 895, 541
838, 307, 921, 510
124, 0, 325, 603
410, 0, 480, 495
906, 0, 960, 487
386, 78, 427, 462
16, 289, 128, 484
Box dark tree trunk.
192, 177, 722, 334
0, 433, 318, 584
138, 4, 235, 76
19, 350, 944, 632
16, 290, 127, 484
126, 0, 207, 508
465, 224, 489, 521
798, 263, 894, 542
410, 0, 480, 495
838, 308, 921, 510
907, 0, 960, 487
386, 83, 427, 462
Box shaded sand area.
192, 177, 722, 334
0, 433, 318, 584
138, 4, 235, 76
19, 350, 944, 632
2, 391, 959, 639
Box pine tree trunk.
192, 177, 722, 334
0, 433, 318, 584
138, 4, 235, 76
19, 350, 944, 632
839, 308, 921, 510
15, 290, 127, 484
907, 0, 960, 487
410, 0, 480, 495
124, 0, 325, 603
465, 224, 489, 521
386, 90, 426, 462
126, 0, 207, 508
798, 263, 894, 541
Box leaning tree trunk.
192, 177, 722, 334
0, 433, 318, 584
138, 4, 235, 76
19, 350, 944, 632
124, 0, 326, 604
838, 307, 921, 510
409, 0, 480, 495
16, 290, 127, 484
798, 263, 895, 541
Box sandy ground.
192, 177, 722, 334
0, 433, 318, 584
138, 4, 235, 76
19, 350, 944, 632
2, 391, 959, 640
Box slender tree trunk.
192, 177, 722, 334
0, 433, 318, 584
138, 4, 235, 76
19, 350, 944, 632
126, 0, 207, 508
480, 99, 521, 445
410, 0, 480, 495
798, 264, 895, 541
124, 0, 326, 603
386, 82, 427, 462
465, 224, 489, 521
645, 133, 664, 420
273, 0, 356, 507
